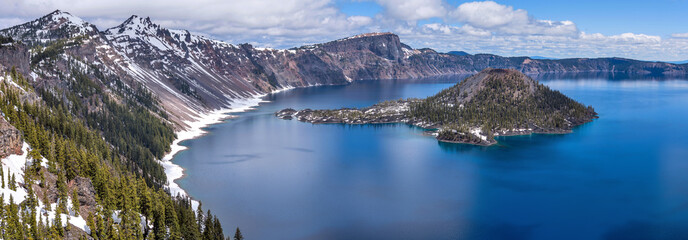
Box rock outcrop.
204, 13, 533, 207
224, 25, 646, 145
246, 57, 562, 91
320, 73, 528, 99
72, 176, 98, 219
0, 115, 22, 158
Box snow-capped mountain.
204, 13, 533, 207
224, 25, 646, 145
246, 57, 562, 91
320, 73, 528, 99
1, 10, 99, 44
1, 10, 686, 130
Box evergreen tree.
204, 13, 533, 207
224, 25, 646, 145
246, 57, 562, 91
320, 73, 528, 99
0, 194, 4, 239
54, 205, 63, 237
197, 201, 204, 233
7, 195, 23, 239
56, 170, 68, 213
203, 210, 215, 240
9, 173, 15, 191
213, 216, 224, 240
71, 189, 80, 216
0, 67, 228, 240
165, 198, 181, 240
152, 202, 166, 240
86, 214, 96, 239
233, 227, 244, 240
43, 188, 51, 211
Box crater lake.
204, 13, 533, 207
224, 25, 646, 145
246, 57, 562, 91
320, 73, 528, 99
171, 75, 688, 240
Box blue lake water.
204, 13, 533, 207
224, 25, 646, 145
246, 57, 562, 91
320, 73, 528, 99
172, 76, 688, 240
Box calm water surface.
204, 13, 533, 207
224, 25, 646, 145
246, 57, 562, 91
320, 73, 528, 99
173, 76, 688, 240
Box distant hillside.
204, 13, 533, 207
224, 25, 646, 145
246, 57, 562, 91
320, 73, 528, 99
447, 51, 470, 56
529, 56, 558, 60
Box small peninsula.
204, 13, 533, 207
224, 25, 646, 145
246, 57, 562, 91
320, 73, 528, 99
276, 68, 598, 145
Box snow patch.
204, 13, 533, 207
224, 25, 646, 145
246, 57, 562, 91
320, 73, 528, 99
470, 127, 488, 141
0, 143, 30, 204
159, 86, 296, 210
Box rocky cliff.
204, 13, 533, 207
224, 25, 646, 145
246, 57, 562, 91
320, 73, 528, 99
0, 10, 683, 130
0, 115, 23, 158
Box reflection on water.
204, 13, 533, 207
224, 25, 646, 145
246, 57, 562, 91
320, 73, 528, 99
543, 78, 688, 90
172, 75, 688, 240
437, 141, 488, 153
531, 71, 688, 81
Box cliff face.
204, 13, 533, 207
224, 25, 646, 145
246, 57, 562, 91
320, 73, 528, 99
0, 115, 23, 158
0, 10, 684, 130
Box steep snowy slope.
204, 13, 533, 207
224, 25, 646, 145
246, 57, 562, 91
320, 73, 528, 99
2, 10, 687, 131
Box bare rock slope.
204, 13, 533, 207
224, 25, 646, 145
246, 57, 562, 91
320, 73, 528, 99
0, 10, 681, 131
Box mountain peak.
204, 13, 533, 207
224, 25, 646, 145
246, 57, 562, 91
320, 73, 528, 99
453, 68, 537, 102
0, 9, 97, 43
107, 15, 160, 36
43, 9, 89, 27
123, 15, 155, 27
48, 9, 64, 15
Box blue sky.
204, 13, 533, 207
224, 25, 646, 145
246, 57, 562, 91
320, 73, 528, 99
1, 0, 688, 61
466, 0, 688, 36
335, 0, 688, 38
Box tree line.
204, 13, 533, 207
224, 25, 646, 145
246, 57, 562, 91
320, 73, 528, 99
0, 68, 243, 239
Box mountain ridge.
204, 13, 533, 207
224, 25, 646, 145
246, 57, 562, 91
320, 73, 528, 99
0, 10, 686, 131
0, 10, 673, 238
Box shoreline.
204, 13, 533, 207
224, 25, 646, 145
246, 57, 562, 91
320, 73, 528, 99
277, 110, 594, 147
159, 87, 295, 206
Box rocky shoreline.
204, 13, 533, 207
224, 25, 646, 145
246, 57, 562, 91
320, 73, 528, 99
275, 102, 596, 146
276, 69, 598, 146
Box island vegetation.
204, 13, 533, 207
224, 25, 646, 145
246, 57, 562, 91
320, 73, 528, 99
276, 68, 598, 145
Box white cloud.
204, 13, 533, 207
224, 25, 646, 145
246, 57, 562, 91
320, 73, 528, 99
0, 0, 687, 60
373, 0, 447, 21
449, 1, 578, 36
421, 23, 491, 37
671, 33, 688, 38
396, 30, 685, 61
450, 1, 526, 29
580, 32, 661, 44
0, 0, 372, 46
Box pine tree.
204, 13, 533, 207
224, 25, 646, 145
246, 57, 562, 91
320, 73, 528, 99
203, 210, 215, 240
39, 168, 46, 188
213, 216, 224, 240
43, 188, 51, 211
86, 213, 96, 238
0, 67, 229, 240
9, 173, 15, 191
37, 213, 46, 240
71, 189, 80, 216
233, 227, 244, 240
56, 170, 68, 213
138, 178, 153, 220
165, 199, 181, 240
196, 201, 204, 233
54, 205, 63, 237
152, 202, 166, 240
7, 195, 22, 239
0, 194, 4, 239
